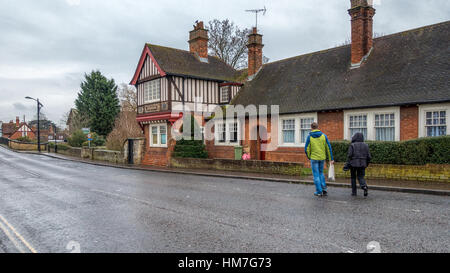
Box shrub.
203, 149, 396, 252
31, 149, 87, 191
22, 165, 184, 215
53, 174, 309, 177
173, 139, 208, 158
57, 143, 71, 150
16, 136, 33, 143
68, 130, 87, 147
92, 134, 105, 147
331, 136, 450, 165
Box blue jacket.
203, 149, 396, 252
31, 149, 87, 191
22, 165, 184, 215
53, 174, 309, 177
305, 130, 333, 161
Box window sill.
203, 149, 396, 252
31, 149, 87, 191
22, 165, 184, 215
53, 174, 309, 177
214, 142, 240, 146
149, 144, 168, 148
277, 143, 305, 148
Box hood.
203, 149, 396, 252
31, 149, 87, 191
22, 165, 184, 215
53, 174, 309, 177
310, 130, 323, 138
352, 132, 364, 143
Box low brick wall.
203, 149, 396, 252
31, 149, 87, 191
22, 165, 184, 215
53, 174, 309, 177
334, 162, 450, 182
9, 141, 46, 151
170, 157, 305, 176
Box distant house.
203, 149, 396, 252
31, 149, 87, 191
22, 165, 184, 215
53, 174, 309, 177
8, 117, 36, 140
66, 108, 78, 133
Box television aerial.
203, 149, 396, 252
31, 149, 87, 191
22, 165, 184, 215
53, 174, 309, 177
245, 6, 267, 29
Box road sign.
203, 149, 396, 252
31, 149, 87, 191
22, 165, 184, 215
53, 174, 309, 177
87, 133, 92, 141
82, 128, 90, 134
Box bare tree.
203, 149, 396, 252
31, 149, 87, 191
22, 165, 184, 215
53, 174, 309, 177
61, 109, 90, 135
105, 111, 144, 151
207, 19, 251, 69
118, 83, 137, 112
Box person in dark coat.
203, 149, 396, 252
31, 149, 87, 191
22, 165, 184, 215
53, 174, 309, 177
347, 132, 371, 196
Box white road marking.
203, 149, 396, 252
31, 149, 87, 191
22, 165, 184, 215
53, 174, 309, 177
0, 214, 37, 253
0, 220, 26, 253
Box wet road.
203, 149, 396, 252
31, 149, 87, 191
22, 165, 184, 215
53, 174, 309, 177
0, 146, 448, 253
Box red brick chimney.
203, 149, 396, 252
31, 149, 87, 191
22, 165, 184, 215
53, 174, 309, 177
188, 21, 209, 59
247, 27, 264, 79
348, 0, 376, 67
15, 116, 19, 127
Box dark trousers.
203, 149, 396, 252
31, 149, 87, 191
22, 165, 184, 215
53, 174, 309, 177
350, 167, 367, 194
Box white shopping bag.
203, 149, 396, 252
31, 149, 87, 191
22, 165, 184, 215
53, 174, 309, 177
328, 163, 335, 181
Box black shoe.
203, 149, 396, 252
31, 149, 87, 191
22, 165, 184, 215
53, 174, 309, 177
322, 191, 328, 197
351, 192, 357, 196
363, 187, 368, 197
314, 192, 323, 197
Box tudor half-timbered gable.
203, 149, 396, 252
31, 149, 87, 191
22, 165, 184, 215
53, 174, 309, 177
130, 21, 244, 166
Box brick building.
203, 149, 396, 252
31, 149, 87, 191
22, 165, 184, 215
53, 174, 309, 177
2, 117, 36, 140
131, 0, 450, 166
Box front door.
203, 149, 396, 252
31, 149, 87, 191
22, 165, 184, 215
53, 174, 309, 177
128, 139, 134, 164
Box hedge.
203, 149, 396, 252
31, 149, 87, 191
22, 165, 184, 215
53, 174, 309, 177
48, 142, 71, 151
172, 139, 208, 158
331, 136, 450, 165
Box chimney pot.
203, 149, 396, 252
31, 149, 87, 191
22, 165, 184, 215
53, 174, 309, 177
188, 20, 209, 59
348, 0, 375, 67
247, 28, 264, 79
16, 116, 20, 127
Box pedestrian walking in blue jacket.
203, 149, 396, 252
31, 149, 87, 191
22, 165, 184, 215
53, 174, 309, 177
305, 122, 334, 197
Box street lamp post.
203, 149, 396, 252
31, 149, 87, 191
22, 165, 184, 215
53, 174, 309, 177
25, 96, 43, 152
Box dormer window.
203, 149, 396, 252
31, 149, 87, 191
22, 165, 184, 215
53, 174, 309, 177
220, 86, 230, 103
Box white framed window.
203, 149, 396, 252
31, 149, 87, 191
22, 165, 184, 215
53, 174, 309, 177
300, 117, 314, 144
220, 87, 229, 103
215, 119, 240, 146
282, 119, 295, 144
149, 123, 167, 147
419, 103, 450, 138
229, 122, 238, 143
217, 123, 226, 143
143, 79, 161, 103
349, 114, 368, 140
344, 107, 400, 141
425, 111, 446, 137
278, 113, 317, 147
375, 113, 395, 141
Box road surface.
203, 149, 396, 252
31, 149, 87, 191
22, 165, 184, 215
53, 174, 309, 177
0, 146, 448, 253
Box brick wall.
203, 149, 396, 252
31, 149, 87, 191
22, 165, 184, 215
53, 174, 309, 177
318, 111, 344, 141
10, 130, 36, 140
400, 105, 419, 140
335, 162, 450, 182
141, 123, 175, 167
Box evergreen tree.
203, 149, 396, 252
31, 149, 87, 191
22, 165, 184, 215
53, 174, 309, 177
75, 70, 120, 136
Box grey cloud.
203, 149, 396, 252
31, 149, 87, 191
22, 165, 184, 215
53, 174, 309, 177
0, 0, 449, 124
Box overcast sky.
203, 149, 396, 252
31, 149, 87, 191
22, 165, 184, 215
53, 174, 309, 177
1, 0, 449, 127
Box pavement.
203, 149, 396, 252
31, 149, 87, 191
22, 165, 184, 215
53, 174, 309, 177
20, 148, 450, 195
0, 145, 449, 253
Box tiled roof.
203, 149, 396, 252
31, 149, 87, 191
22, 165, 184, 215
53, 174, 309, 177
232, 21, 450, 114
147, 44, 243, 82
